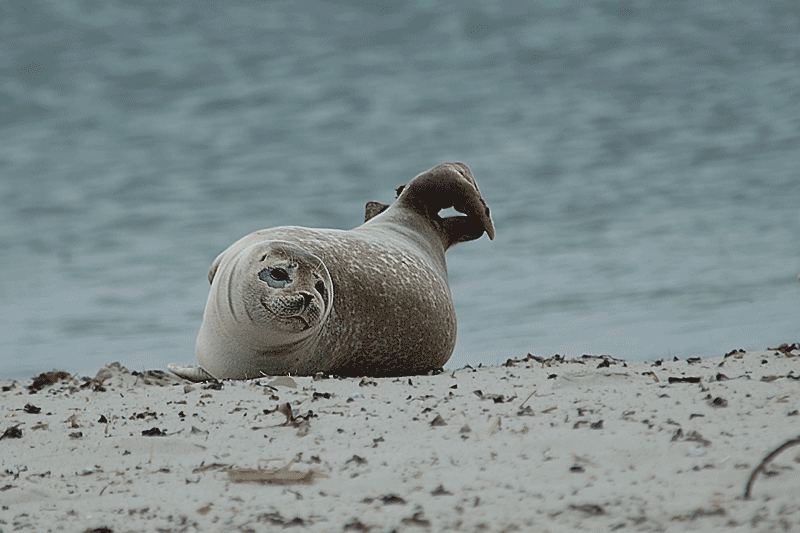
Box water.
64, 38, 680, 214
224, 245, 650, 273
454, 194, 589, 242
1, 1, 798, 378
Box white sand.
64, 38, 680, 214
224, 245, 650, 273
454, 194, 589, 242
1, 347, 799, 532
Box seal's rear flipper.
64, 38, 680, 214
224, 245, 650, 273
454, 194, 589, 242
167, 363, 215, 383
397, 162, 495, 248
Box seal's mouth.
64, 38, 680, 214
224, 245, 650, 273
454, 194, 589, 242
260, 299, 313, 330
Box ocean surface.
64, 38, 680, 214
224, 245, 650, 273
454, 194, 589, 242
1, 1, 798, 378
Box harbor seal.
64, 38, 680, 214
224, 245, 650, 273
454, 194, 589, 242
169, 162, 494, 380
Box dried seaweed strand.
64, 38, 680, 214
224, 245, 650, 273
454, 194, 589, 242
744, 435, 800, 499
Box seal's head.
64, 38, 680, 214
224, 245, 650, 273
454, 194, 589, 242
220, 240, 333, 339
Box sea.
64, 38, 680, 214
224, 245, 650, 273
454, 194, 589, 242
1, 1, 798, 378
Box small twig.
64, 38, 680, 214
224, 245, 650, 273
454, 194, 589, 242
519, 391, 536, 408
744, 435, 800, 499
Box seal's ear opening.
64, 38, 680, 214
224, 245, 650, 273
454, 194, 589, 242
397, 162, 495, 248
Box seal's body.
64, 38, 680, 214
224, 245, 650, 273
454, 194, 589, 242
171, 162, 494, 379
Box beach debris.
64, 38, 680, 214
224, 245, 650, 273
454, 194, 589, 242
202, 381, 223, 390
684, 430, 711, 447
0, 425, 22, 440
569, 464, 585, 473
196, 503, 212, 515
65, 414, 81, 428
79, 375, 107, 392
192, 462, 230, 473
130, 368, 176, 386
358, 378, 378, 387
69, 431, 83, 439
141, 427, 167, 437
256, 511, 306, 526
295, 420, 313, 437
686, 357, 701, 364
28, 370, 71, 393
265, 402, 316, 435
488, 416, 502, 434
130, 410, 157, 421
671, 507, 726, 521
430, 414, 447, 427
641, 371, 659, 382
547, 374, 557, 380
98, 415, 108, 423
228, 462, 321, 485
83, 528, 114, 533
311, 391, 332, 400
667, 376, 701, 384
590, 420, 604, 429
569, 503, 605, 516
709, 396, 728, 408
761, 373, 799, 382
518, 390, 536, 408
431, 484, 452, 496
31, 421, 48, 431
267, 376, 297, 388
343, 519, 371, 531
744, 435, 800, 499
23, 403, 41, 414
472, 390, 511, 403
582, 353, 624, 362
346, 455, 367, 466
378, 494, 406, 505
724, 348, 746, 357
517, 405, 535, 416
504, 352, 607, 367
767, 343, 799, 355
401, 510, 431, 527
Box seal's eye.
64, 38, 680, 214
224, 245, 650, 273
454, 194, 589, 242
270, 267, 290, 282
258, 267, 290, 288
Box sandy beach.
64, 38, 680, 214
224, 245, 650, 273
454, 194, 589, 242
1, 346, 798, 532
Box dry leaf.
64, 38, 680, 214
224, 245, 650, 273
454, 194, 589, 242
228, 463, 321, 485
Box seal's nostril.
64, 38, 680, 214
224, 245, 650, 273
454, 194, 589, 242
300, 292, 313, 308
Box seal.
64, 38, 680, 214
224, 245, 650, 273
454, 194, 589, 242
169, 162, 494, 380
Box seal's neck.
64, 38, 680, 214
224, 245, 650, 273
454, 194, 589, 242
360, 206, 448, 271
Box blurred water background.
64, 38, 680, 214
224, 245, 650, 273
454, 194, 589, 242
1, 1, 798, 378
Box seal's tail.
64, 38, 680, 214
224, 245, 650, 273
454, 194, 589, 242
395, 162, 495, 248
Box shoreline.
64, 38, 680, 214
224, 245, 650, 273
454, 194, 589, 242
1, 346, 799, 532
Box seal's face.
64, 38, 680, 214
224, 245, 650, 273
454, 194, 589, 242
234, 241, 332, 335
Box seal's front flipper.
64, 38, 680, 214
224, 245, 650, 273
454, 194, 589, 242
397, 162, 495, 248
364, 201, 390, 222
167, 363, 215, 382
